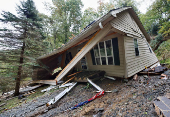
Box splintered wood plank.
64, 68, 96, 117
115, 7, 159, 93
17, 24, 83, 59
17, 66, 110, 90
61, 76, 75, 85
67, 71, 82, 78
55, 23, 112, 82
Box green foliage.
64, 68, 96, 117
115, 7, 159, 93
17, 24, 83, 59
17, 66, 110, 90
50, 0, 83, 44
0, 0, 49, 94
97, 0, 114, 16
159, 21, 170, 37
155, 40, 170, 67
112, 0, 140, 14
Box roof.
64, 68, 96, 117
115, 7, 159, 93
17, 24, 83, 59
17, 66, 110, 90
37, 7, 150, 70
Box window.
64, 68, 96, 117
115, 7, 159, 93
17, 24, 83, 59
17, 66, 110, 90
134, 39, 139, 56
78, 49, 87, 70
147, 42, 152, 53
93, 39, 114, 65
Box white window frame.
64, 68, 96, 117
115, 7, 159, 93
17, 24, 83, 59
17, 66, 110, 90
134, 38, 140, 56
93, 39, 114, 65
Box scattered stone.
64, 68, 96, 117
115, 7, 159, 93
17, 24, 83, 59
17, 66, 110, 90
112, 89, 119, 93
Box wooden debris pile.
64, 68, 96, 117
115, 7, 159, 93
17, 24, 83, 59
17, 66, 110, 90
64, 70, 105, 82
154, 94, 170, 117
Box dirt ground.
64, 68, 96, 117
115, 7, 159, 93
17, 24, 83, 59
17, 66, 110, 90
0, 73, 170, 117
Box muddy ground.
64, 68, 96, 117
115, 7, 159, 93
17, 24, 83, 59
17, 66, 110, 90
0, 74, 170, 117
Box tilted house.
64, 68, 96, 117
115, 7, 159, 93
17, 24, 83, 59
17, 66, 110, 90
35, 7, 158, 84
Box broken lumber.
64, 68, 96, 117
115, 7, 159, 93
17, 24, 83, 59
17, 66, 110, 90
55, 23, 112, 82
67, 71, 82, 78
46, 82, 77, 106
41, 85, 57, 92
133, 74, 138, 81
61, 76, 75, 85
87, 78, 103, 91
59, 83, 74, 88
104, 75, 115, 80
31, 80, 57, 85
20, 84, 42, 94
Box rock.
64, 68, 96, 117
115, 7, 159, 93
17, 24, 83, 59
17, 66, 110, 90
124, 103, 128, 105
112, 89, 119, 93
118, 112, 122, 116
133, 95, 137, 99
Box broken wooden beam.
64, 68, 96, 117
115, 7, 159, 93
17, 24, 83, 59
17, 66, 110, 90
67, 71, 82, 78
55, 23, 112, 82
87, 78, 103, 91
46, 82, 77, 106
62, 76, 75, 85
31, 80, 57, 85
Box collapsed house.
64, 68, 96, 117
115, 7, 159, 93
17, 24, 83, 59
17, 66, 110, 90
33, 7, 158, 85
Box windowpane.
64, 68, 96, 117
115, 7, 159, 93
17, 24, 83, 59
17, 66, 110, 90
94, 45, 99, 57
134, 39, 138, 48
105, 40, 112, 56
101, 57, 106, 65
135, 48, 139, 56
106, 48, 112, 56
99, 42, 105, 56
134, 39, 139, 56
96, 58, 101, 65
107, 57, 113, 65
105, 40, 111, 48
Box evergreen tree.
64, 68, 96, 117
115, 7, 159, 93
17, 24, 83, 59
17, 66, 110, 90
0, 0, 46, 96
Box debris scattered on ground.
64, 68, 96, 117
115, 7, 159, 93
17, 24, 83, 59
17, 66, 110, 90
133, 74, 138, 81
41, 85, 57, 92
0, 68, 170, 117
59, 82, 75, 88
46, 82, 77, 106
104, 75, 116, 80
0, 103, 5, 107
161, 74, 168, 79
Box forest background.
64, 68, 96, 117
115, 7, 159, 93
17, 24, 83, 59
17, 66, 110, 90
0, 0, 169, 95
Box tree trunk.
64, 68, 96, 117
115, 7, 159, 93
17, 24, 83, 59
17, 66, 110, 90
14, 41, 25, 96
153, 40, 163, 51
153, 36, 170, 51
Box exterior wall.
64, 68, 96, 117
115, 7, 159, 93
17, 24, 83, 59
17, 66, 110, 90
111, 10, 143, 38
67, 33, 126, 78
124, 36, 158, 77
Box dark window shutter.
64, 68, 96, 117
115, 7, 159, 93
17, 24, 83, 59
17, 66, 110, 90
112, 38, 120, 65
90, 49, 96, 65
